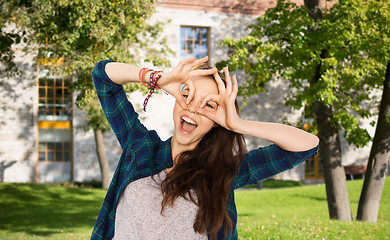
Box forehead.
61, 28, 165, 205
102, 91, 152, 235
185, 76, 219, 96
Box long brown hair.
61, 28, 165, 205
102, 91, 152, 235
160, 64, 246, 239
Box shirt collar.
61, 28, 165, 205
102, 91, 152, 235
156, 136, 173, 168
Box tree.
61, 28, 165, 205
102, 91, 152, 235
356, 0, 390, 222
303, 0, 352, 221
358, 61, 390, 222
4, 0, 171, 188
0, 1, 28, 77
217, 0, 389, 220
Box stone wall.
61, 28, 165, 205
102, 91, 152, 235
72, 107, 123, 182
0, 47, 37, 182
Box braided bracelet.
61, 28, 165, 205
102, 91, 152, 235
143, 71, 163, 112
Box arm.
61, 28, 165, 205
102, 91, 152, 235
197, 66, 319, 152
92, 60, 148, 149
232, 144, 318, 189
232, 120, 318, 152
104, 62, 146, 85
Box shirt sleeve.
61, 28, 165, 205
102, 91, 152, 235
92, 60, 148, 150
232, 144, 319, 189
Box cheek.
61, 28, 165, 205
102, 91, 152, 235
172, 104, 179, 126
200, 116, 216, 132
173, 102, 181, 118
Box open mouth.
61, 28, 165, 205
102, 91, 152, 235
180, 116, 198, 133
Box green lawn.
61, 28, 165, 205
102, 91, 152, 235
0, 183, 106, 240
0, 178, 389, 239
235, 178, 390, 239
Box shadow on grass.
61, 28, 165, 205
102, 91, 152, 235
292, 194, 327, 202
0, 183, 106, 237
238, 213, 255, 217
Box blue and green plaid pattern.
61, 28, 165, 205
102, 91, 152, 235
90, 60, 319, 240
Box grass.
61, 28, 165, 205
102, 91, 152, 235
235, 178, 390, 239
0, 178, 389, 239
0, 183, 106, 240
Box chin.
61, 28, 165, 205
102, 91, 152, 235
174, 132, 200, 148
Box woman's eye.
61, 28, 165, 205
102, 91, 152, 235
182, 94, 188, 98
205, 103, 214, 109
204, 103, 218, 109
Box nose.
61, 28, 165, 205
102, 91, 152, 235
187, 99, 200, 113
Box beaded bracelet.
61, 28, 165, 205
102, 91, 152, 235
143, 70, 163, 112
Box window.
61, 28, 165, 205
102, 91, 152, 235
38, 74, 72, 121
180, 26, 209, 60
38, 127, 72, 182
36, 48, 73, 183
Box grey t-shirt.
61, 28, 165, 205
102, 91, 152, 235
114, 171, 208, 240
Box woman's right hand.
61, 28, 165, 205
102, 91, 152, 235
157, 56, 217, 109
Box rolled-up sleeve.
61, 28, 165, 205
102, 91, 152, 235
232, 144, 319, 189
92, 60, 148, 149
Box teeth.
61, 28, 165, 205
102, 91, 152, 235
182, 116, 197, 125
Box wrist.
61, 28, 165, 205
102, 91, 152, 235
144, 71, 152, 86
230, 118, 245, 135
139, 67, 154, 87
156, 71, 169, 89
142, 70, 164, 111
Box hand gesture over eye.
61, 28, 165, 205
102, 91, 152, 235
158, 56, 217, 109
196, 67, 242, 132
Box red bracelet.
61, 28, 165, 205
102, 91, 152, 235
149, 71, 163, 90
143, 71, 163, 111
139, 67, 153, 87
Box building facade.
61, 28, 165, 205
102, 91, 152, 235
0, 0, 385, 184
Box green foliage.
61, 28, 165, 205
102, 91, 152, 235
0, 1, 30, 77
218, 0, 390, 147
3, 0, 172, 132
1, 178, 389, 239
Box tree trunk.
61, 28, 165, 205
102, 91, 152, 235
305, 0, 353, 221
314, 101, 352, 220
94, 129, 111, 189
304, 0, 323, 21
357, 61, 390, 222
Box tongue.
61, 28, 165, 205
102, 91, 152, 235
182, 121, 197, 132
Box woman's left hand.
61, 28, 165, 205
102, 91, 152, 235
196, 67, 242, 132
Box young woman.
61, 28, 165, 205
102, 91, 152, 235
90, 56, 319, 240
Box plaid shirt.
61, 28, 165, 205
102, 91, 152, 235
91, 60, 319, 240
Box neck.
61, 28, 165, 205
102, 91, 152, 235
170, 137, 198, 166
